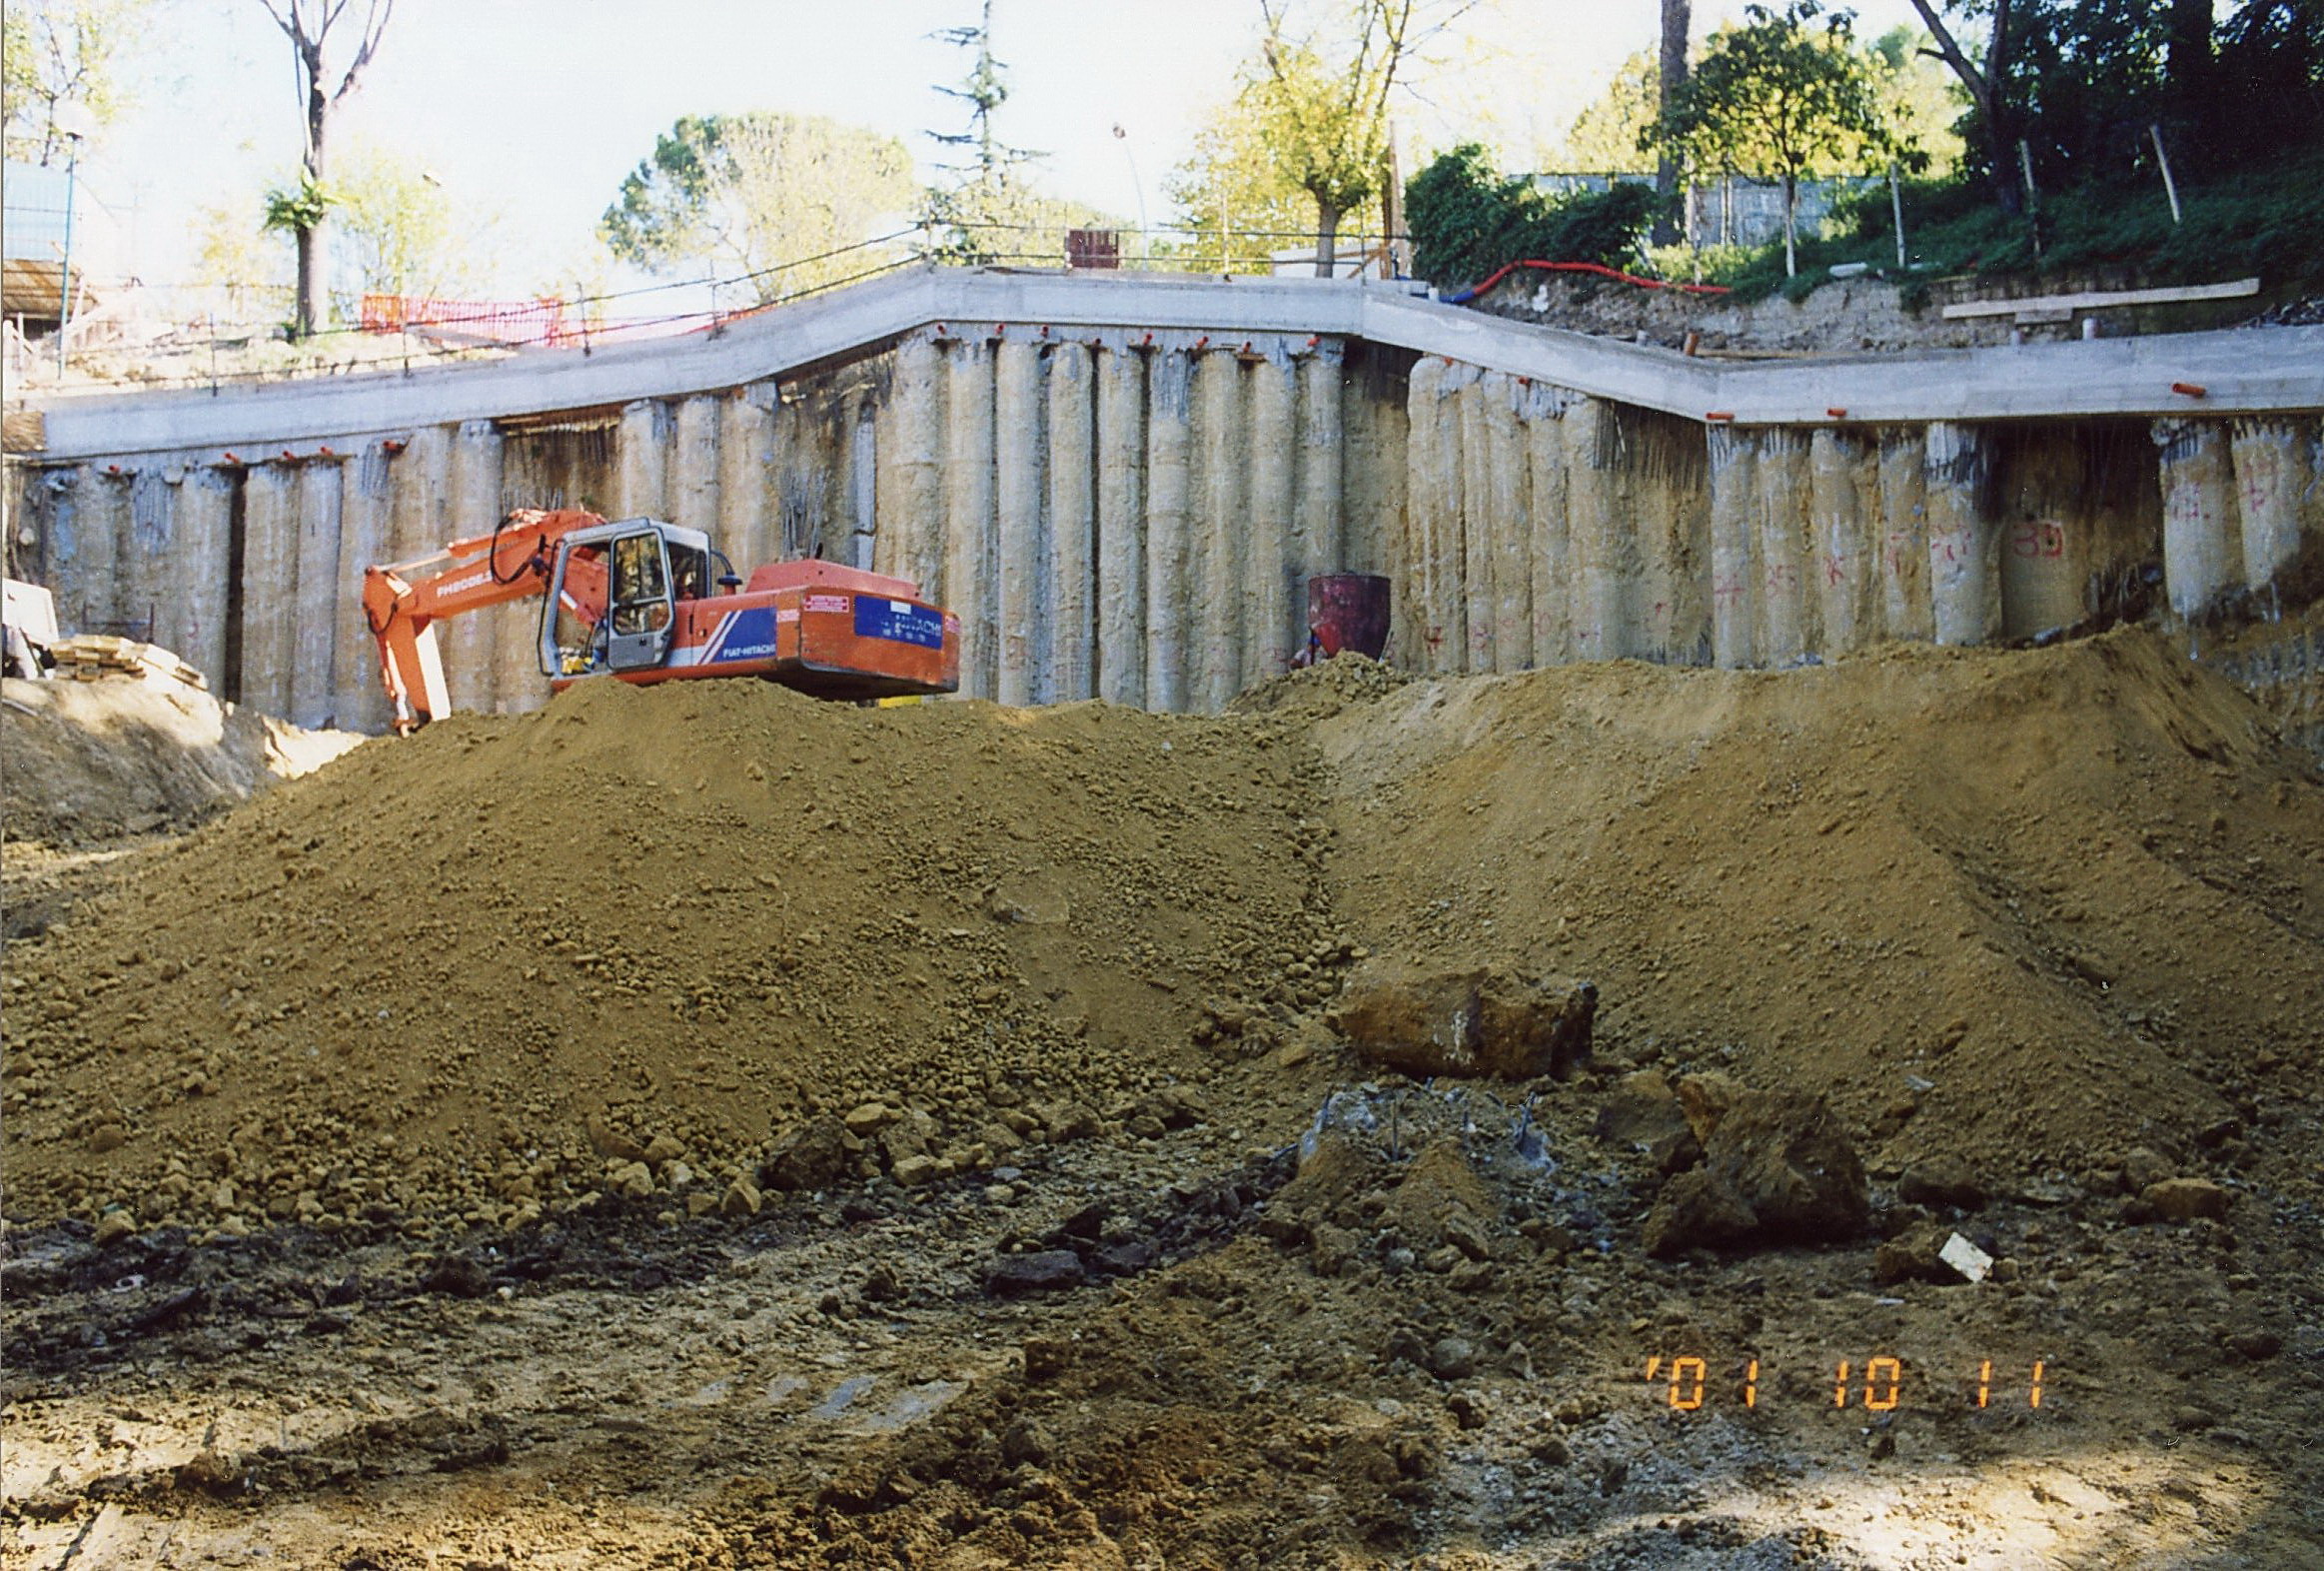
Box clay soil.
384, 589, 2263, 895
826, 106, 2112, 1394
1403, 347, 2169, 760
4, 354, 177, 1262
5, 630, 2321, 1569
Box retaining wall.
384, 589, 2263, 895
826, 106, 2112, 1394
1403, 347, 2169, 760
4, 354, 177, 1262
6, 270, 2321, 736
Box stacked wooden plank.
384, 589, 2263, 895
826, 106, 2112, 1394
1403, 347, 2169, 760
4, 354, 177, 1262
1, 407, 44, 454
48, 635, 209, 692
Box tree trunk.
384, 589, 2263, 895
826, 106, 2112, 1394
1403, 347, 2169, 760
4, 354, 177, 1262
295, 60, 330, 340
2165, 0, 2214, 136
1654, 0, 1692, 246
294, 226, 321, 337
1980, 96, 2023, 219
1314, 200, 1342, 278
1782, 172, 1796, 278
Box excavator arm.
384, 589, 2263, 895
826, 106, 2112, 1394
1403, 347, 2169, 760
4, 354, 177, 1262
363, 508, 607, 733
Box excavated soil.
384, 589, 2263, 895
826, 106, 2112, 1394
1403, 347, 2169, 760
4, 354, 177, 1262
2, 677, 361, 945
1315, 630, 2324, 1180
1, 676, 359, 850
4, 629, 2321, 1569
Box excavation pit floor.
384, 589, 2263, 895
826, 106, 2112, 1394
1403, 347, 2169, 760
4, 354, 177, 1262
4, 630, 2321, 1568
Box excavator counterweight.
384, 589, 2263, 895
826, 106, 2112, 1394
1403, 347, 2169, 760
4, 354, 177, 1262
363, 509, 959, 732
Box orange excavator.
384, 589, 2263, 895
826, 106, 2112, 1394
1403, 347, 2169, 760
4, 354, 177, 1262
361, 509, 959, 733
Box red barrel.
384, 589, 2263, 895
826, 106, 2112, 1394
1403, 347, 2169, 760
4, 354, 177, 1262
1306, 574, 1392, 660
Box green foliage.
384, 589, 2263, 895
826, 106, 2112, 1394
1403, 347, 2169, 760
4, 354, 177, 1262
1673, 146, 2324, 302
2, 0, 152, 164
188, 196, 291, 323
261, 174, 338, 236
334, 145, 487, 299
1649, 0, 1893, 273
601, 112, 914, 299
1251, 31, 1388, 222
1922, 0, 2323, 203
0, 11, 36, 155
1863, 26, 1964, 176
1552, 29, 1954, 181
1248, 0, 1474, 269
1542, 183, 1661, 266
1164, 77, 1384, 271
1549, 50, 1659, 172
922, 0, 1056, 265
922, 175, 1124, 268
1643, 239, 1757, 281
1407, 144, 1527, 285
1406, 144, 1658, 287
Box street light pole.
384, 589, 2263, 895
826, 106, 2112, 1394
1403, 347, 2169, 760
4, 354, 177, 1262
51, 101, 96, 380
56, 134, 81, 378
1112, 125, 1149, 264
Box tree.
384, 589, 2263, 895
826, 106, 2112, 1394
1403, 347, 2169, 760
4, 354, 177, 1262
1656, 0, 1692, 242
922, 0, 1050, 264
1251, 0, 1477, 276
2164, 0, 2215, 131
255, 0, 397, 339
1550, 51, 1658, 171
1407, 142, 1658, 287
2213, 0, 2324, 166
2, 0, 152, 165
335, 144, 488, 299
1166, 78, 1383, 272
1865, 26, 1965, 177
601, 113, 915, 301
1901, 0, 2022, 214
1825, 0, 2315, 221
189, 197, 292, 324
1649, 0, 1891, 276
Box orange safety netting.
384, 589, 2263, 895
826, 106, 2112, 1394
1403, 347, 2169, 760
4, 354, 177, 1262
359, 294, 724, 348
359, 294, 581, 346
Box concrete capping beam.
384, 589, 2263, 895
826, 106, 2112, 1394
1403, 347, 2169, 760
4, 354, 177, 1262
24, 267, 2324, 462
1704, 328, 2324, 427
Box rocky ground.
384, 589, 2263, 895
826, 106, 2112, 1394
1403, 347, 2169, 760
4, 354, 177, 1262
6, 1059, 2317, 1569
5, 634, 2321, 1568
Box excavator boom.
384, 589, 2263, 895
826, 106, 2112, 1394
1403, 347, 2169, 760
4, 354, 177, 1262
363, 509, 602, 732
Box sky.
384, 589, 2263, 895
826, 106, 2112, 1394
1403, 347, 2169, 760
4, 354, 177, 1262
62, 0, 1933, 304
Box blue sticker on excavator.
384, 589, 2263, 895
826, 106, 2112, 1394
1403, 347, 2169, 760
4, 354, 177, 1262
708, 608, 779, 662
854, 598, 945, 649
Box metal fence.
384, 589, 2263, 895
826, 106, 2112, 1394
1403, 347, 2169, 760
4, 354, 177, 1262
1530, 171, 1882, 250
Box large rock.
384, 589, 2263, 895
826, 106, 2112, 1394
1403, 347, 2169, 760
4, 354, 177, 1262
1898, 1157, 1987, 1210
759, 1114, 851, 1192
1332, 958, 1595, 1080
2142, 1177, 2231, 1221
984, 1249, 1086, 1295
1644, 1073, 1867, 1256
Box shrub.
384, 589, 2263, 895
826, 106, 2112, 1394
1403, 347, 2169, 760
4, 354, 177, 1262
1407, 145, 1659, 289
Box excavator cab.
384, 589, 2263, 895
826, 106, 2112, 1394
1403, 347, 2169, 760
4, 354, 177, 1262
539, 518, 714, 678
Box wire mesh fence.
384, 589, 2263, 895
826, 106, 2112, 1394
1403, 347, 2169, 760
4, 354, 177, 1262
13, 220, 1415, 395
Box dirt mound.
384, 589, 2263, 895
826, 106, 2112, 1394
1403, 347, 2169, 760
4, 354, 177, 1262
1226, 652, 1410, 723
1, 681, 1338, 1231
1314, 628, 2324, 1182
5, 627, 2318, 1235
2, 676, 359, 846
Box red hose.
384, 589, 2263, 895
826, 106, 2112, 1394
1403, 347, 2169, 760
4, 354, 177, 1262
1446, 259, 1731, 305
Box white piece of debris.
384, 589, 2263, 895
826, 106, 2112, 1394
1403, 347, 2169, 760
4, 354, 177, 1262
1940, 1231, 1993, 1283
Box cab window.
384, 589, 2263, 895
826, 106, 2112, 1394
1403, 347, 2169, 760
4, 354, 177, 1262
668, 543, 708, 603
609, 533, 671, 636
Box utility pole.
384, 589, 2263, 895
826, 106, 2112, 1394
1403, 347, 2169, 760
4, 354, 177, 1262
53, 102, 96, 379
